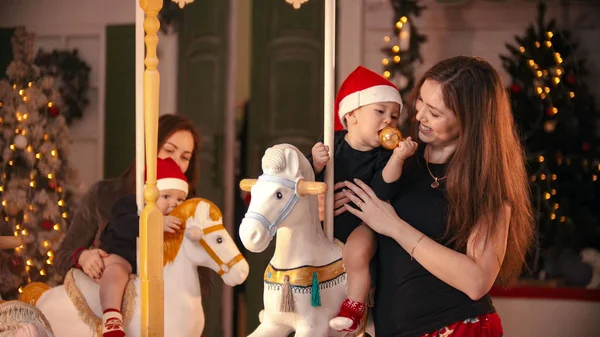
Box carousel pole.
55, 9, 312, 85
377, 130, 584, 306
138, 0, 164, 336
135, 1, 145, 213
324, 0, 336, 241
285, 0, 336, 240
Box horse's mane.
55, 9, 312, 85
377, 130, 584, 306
163, 198, 222, 265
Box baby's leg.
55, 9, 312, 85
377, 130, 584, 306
99, 254, 132, 337
344, 224, 376, 302
330, 224, 376, 332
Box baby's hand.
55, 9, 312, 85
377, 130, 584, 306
392, 136, 418, 161
163, 215, 181, 233
311, 142, 330, 172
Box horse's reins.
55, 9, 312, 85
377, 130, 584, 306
197, 224, 244, 276
243, 175, 300, 237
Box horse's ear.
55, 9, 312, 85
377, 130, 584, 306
283, 147, 300, 177
195, 200, 212, 221
185, 224, 203, 241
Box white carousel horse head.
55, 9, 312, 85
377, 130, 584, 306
170, 198, 249, 285
21, 198, 249, 337
238, 144, 326, 252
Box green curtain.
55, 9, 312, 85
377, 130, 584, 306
104, 25, 135, 179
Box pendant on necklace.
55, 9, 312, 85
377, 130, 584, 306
431, 179, 440, 189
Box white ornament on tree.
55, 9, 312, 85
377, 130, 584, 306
14, 134, 28, 149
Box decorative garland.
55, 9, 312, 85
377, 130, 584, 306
33, 49, 91, 125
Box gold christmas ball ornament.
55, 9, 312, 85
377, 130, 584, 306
379, 127, 403, 150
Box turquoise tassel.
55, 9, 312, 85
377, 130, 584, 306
311, 272, 321, 307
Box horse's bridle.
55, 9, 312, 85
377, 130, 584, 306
243, 174, 300, 238
197, 223, 244, 276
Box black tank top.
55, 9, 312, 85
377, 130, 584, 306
374, 144, 495, 337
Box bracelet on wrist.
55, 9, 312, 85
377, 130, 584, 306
410, 235, 425, 261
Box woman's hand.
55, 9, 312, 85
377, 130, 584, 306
78, 249, 109, 279
342, 179, 401, 237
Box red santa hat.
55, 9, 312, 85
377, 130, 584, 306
149, 157, 189, 196
334, 66, 402, 130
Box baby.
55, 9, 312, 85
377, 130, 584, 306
310, 66, 417, 332
98, 157, 188, 337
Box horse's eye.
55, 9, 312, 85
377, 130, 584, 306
276, 192, 283, 200
216, 237, 223, 244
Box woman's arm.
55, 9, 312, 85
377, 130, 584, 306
343, 179, 511, 300
54, 183, 101, 277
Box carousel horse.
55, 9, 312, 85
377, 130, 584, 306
20, 198, 249, 337
239, 144, 355, 337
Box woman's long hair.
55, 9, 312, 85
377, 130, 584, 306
405, 56, 534, 285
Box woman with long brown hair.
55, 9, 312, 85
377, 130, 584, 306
341, 56, 534, 337
55, 114, 211, 294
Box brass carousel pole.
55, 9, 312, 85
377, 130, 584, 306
138, 0, 164, 336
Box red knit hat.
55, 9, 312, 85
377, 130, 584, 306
149, 157, 188, 196
335, 66, 402, 130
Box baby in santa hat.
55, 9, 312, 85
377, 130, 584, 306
97, 157, 189, 337
310, 66, 418, 333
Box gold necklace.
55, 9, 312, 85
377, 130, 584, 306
425, 147, 448, 189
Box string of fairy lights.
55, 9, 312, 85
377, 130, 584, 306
382, 15, 409, 81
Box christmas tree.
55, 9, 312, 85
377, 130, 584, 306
0, 27, 79, 298
500, 3, 600, 277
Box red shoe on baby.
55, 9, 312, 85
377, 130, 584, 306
329, 298, 366, 332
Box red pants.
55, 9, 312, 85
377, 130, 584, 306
420, 313, 503, 337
